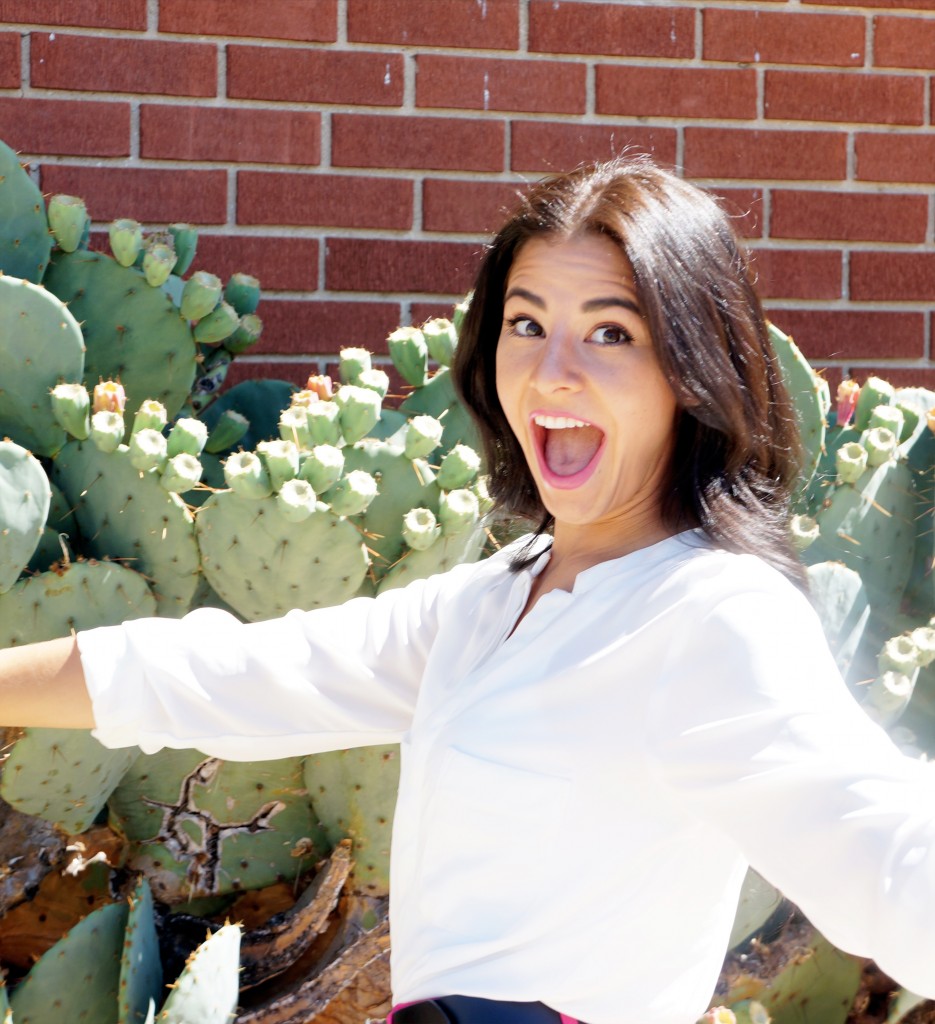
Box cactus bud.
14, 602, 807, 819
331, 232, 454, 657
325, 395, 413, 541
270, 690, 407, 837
402, 507, 441, 551
789, 513, 819, 553
167, 417, 208, 458
129, 427, 168, 472
47, 194, 89, 253
224, 450, 272, 499
452, 294, 471, 334
132, 399, 168, 435
256, 438, 299, 491
854, 376, 895, 431
868, 404, 904, 441
167, 223, 198, 276
276, 478, 318, 522
404, 415, 444, 459
142, 243, 177, 287
160, 453, 203, 493
835, 379, 860, 429
109, 218, 143, 267
299, 444, 344, 494
93, 380, 126, 415
437, 444, 481, 490
279, 406, 313, 449
835, 440, 868, 484
224, 272, 261, 316
422, 318, 457, 367
862, 425, 897, 467
180, 271, 223, 321
50, 382, 90, 440
339, 347, 372, 385
879, 634, 922, 676
193, 300, 239, 346
439, 488, 479, 536
205, 409, 249, 454
325, 469, 378, 517
387, 326, 428, 387
866, 670, 915, 721
357, 368, 389, 398
910, 626, 935, 668
90, 410, 125, 453
225, 313, 263, 355
335, 384, 381, 444
306, 401, 343, 446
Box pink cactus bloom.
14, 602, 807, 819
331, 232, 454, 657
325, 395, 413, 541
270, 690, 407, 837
92, 379, 127, 415
305, 374, 334, 401
836, 379, 860, 428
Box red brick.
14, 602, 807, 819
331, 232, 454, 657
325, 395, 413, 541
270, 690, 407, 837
237, 172, 412, 229
423, 179, 526, 234
771, 190, 927, 243
683, 128, 847, 181
511, 121, 677, 174
333, 115, 504, 172
747, 249, 843, 301
189, 235, 319, 293
347, 0, 518, 49
770, 309, 924, 361
159, 0, 336, 42
227, 46, 402, 106
411, 301, 460, 325
529, 1, 694, 58
0, 97, 129, 156
252, 299, 403, 355
804, 0, 935, 9
765, 71, 923, 126
31, 34, 216, 98
39, 166, 227, 224
596, 66, 756, 120
0, 33, 19, 88
224, 360, 317, 391
848, 366, 935, 389
0, 0, 146, 28
850, 252, 935, 302
141, 106, 320, 165
856, 134, 935, 184
709, 187, 765, 240
417, 55, 585, 115
326, 238, 482, 295
703, 9, 864, 67
874, 16, 935, 69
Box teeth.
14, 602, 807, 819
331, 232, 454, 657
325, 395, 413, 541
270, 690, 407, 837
533, 414, 591, 430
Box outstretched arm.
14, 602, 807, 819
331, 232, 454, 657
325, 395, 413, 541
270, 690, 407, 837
0, 635, 94, 728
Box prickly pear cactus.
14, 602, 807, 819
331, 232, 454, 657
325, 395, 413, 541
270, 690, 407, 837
0, 140, 51, 283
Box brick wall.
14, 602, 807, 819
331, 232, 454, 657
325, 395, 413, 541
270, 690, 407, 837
1, 0, 934, 392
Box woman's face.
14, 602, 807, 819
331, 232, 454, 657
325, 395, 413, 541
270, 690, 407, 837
495, 232, 679, 543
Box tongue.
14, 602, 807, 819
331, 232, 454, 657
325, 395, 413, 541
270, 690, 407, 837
543, 426, 603, 476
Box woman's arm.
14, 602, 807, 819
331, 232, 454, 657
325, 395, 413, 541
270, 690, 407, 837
647, 582, 935, 998
0, 634, 94, 728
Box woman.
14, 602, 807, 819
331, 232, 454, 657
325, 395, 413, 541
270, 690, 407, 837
3, 158, 935, 1024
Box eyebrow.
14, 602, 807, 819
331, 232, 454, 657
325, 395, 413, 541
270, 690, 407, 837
504, 286, 641, 316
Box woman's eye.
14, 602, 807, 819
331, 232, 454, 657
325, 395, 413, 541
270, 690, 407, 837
506, 316, 542, 338
589, 324, 632, 346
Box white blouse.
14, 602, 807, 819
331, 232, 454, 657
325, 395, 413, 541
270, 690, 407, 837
77, 530, 935, 1024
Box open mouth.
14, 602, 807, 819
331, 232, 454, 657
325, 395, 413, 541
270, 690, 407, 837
531, 413, 606, 488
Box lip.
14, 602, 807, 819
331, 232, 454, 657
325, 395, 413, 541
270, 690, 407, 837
528, 410, 606, 491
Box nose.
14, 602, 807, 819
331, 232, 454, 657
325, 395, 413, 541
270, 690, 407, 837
530, 330, 582, 395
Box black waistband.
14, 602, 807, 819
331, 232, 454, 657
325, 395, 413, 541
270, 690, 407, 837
392, 996, 574, 1024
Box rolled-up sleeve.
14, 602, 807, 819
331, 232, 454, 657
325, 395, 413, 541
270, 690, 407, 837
78, 569, 460, 760
647, 582, 935, 998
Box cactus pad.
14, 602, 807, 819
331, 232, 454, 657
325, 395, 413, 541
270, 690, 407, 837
0, 274, 86, 456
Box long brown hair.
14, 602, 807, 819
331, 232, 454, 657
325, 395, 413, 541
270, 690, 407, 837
452, 156, 805, 584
